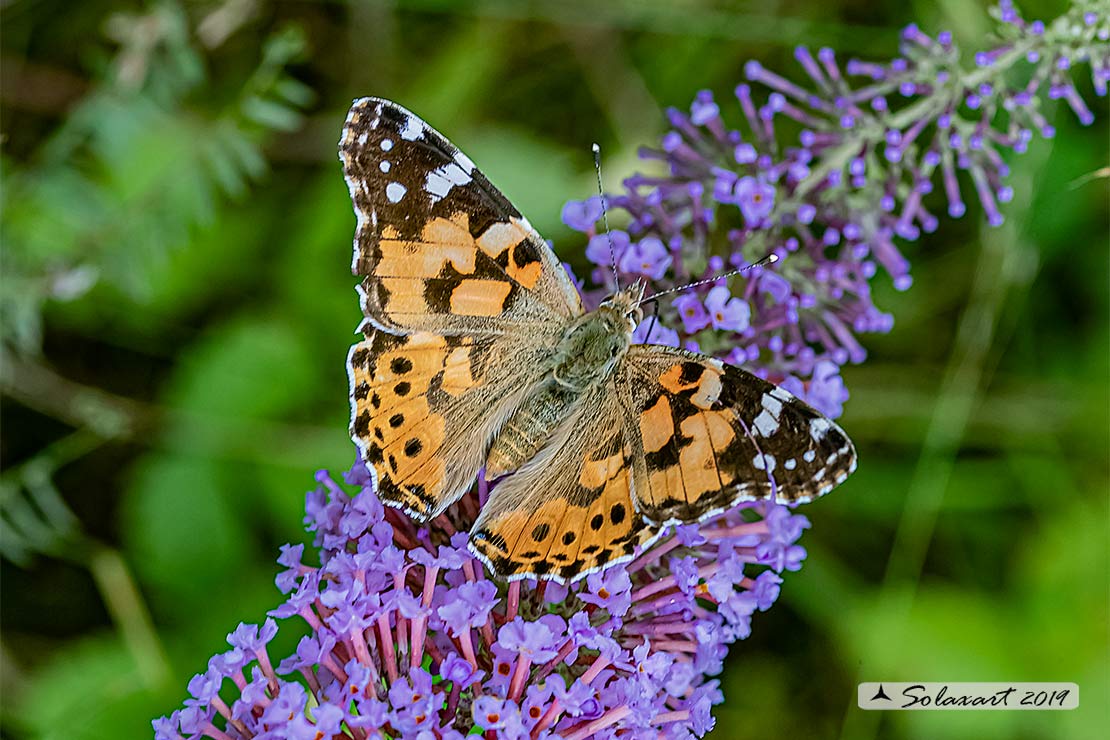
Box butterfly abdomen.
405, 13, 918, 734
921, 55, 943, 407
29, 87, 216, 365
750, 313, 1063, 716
486, 381, 580, 478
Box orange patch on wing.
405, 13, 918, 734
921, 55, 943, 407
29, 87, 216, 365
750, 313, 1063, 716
688, 370, 723, 410
678, 413, 722, 496
507, 259, 542, 290
477, 219, 543, 290
647, 465, 684, 511
476, 220, 524, 258
702, 410, 738, 486
377, 277, 435, 316
441, 346, 475, 395
390, 419, 446, 481
657, 363, 723, 409
449, 279, 511, 315
640, 396, 674, 453
578, 449, 623, 489
569, 465, 635, 563
658, 364, 692, 394
378, 213, 476, 277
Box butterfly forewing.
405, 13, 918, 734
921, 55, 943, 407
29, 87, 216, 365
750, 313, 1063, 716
616, 345, 857, 525
339, 97, 581, 337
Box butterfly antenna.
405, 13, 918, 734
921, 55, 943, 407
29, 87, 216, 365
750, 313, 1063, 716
635, 252, 779, 309
592, 143, 620, 291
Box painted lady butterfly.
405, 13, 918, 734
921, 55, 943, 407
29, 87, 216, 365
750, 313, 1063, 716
340, 98, 856, 582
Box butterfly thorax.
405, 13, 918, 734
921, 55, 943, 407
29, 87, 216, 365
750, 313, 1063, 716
485, 284, 644, 480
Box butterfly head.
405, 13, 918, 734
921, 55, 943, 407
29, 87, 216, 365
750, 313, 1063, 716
600, 280, 646, 328
552, 282, 644, 391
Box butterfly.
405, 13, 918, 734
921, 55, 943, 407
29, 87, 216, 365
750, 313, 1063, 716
339, 98, 856, 583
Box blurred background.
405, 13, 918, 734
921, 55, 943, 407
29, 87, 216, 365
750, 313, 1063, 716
1, 1, 1106, 739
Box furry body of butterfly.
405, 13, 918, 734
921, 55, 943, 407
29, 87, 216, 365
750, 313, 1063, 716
487, 285, 644, 477
339, 97, 858, 583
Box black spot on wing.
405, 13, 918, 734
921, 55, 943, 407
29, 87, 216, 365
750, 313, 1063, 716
679, 361, 704, 385
354, 411, 371, 439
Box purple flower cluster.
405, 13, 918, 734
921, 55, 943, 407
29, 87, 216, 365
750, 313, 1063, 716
564, 0, 1108, 420
154, 461, 810, 739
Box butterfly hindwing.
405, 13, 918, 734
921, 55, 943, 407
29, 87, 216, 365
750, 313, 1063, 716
616, 345, 857, 525
348, 327, 561, 519
339, 98, 581, 336
468, 385, 652, 582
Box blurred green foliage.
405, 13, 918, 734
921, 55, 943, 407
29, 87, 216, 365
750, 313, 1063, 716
1, 1, 1106, 739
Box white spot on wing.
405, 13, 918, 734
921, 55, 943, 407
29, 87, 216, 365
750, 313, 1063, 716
357, 132, 369, 146
400, 116, 423, 141
386, 182, 407, 203
770, 386, 794, 403
454, 150, 476, 173
381, 138, 394, 151
784, 458, 797, 470
803, 450, 816, 463
425, 162, 473, 202
379, 161, 391, 173
752, 454, 776, 472
753, 409, 779, 437
810, 418, 833, 441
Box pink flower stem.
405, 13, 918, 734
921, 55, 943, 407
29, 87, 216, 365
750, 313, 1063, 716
630, 574, 679, 602
348, 627, 380, 698
376, 614, 399, 683
651, 639, 698, 652
705, 521, 769, 540
531, 699, 563, 738
561, 706, 633, 740
410, 565, 440, 668
253, 647, 280, 695
620, 621, 696, 636
507, 654, 532, 702
445, 682, 462, 722
228, 667, 248, 692
349, 627, 373, 667
533, 639, 576, 680
321, 651, 348, 683
200, 722, 237, 740
579, 653, 612, 686
298, 665, 321, 695
625, 536, 681, 573
457, 628, 479, 669
297, 604, 323, 632
506, 580, 521, 620
652, 710, 690, 724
